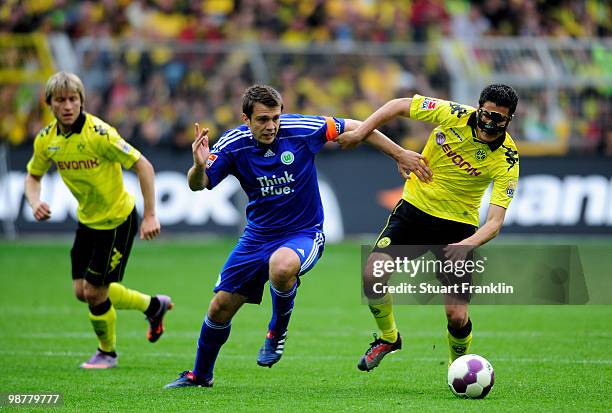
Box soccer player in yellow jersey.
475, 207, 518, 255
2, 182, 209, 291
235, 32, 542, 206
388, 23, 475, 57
24, 72, 173, 369
339, 84, 519, 371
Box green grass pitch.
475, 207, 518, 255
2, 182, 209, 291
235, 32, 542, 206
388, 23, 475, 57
1, 239, 611, 412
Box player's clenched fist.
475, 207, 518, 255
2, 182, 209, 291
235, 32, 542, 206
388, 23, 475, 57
32, 201, 51, 221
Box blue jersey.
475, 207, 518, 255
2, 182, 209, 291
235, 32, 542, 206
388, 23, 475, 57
205, 114, 345, 239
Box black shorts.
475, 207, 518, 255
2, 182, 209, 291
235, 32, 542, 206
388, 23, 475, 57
372, 200, 477, 301
71, 208, 138, 286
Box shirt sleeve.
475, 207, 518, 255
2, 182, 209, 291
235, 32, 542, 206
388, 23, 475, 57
306, 116, 345, 153
205, 147, 233, 190
100, 127, 141, 169
26, 131, 52, 176
410, 94, 474, 127
490, 156, 520, 209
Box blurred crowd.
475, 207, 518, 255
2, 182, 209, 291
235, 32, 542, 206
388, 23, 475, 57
3, 0, 610, 42
1, 0, 611, 155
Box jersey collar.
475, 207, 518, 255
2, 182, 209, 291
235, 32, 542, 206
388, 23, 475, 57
468, 112, 505, 151
56, 111, 86, 137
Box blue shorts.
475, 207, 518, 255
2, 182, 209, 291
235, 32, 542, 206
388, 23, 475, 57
213, 230, 325, 304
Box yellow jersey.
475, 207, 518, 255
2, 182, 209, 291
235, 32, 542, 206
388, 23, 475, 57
27, 112, 141, 229
403, 95, 519, 226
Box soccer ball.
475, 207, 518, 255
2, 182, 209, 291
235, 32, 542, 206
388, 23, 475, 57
447, 354, 494, 399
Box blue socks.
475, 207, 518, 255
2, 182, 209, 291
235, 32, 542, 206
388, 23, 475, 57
193, 316, 231, 381
267, 282, 297, 339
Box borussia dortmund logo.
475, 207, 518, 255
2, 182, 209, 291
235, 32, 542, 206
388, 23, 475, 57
376, 237, 391, 248
475, 149, 486, 161
281, 151, 294, 165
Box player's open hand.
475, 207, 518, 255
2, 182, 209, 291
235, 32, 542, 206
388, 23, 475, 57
337, 130, 365, 150
396, 150, 433, 182
140, 215, 161, 240
32, 201, 51, 221
443, 243, 473, 262
193, 123, 210, 168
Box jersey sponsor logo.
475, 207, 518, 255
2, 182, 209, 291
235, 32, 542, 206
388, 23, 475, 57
376, 237, 391, 248
449, 128, 463, 141
256, 171, 296, 197
264, 149, 275, 157
449, 102, 469, 118
440, 144, 481, 176
506, 180, 517, 198
57, 159, 100, 170
421, 98, 437, 110
475, 149, 487, 161
502, 144, 518, 171
206, 154, 218, 168
281, 151, 294, 165
435, 131, 446, 145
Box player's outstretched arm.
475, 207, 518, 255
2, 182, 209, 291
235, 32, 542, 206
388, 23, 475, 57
24, 173, 51, 221
338, 98, 412, 150
187, 123, 210, 191
444, 204, 507, 261
341, 119, 432, 182
132, 155, 161, 240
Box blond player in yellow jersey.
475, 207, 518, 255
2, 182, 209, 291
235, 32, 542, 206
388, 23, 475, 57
24, 72, 173, 369
339, 84, 519, 371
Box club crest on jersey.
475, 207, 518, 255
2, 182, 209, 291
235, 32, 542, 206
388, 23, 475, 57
281, 151, 294, 165
206, 154, 218, 168
435, 131, 446, 145
421, 98, 437, 110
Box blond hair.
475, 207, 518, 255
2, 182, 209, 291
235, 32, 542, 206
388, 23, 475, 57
44, 71, 85, 108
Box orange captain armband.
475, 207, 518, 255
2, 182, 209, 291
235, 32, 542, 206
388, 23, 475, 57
324, 117, 340, 141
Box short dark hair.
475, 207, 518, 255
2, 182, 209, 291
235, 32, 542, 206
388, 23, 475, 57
478, 84, 519, 115
241, 85, 283, 118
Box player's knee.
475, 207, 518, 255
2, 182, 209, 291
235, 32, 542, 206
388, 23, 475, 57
82, 283, 107, 306
269, 249, 300, 285
207, 298, 233, 323
363, 253, 393, 285
73, 281, 86, 302
74, 289, 86, 302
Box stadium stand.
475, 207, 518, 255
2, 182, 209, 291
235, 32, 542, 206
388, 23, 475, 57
0, 0, 610, 154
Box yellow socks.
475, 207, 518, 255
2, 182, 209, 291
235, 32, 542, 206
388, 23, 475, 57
368, 293, 398, 343
89, 305, 117, 353
108, 283, 151, 312
447, 318, 473, 364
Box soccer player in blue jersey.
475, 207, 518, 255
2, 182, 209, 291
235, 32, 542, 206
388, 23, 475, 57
165, 85, 432, 388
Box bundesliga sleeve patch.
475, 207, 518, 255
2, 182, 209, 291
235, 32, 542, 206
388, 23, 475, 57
206, 154, 218, 168
115, 139, 133, 154
421, 98, 437, 110
506, 180, 518, 198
